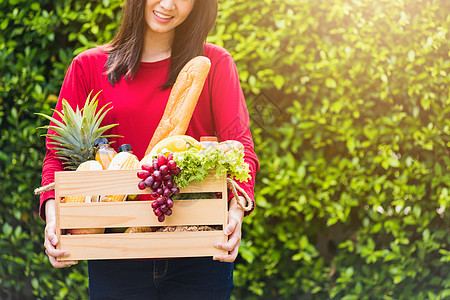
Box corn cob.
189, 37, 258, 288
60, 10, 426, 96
124, 226, 154, 233
102, 152, 139, 202
65, 160, 102, 204
65, 160, 105, 235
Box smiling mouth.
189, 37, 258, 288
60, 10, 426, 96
153, 11, 174, 20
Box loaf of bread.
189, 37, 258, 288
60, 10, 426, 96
145, 56, 211, 156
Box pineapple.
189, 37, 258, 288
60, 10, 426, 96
37, 91, 119, 170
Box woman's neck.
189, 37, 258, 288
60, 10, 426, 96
141, 30, 174, 62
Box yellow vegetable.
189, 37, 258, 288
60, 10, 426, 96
65, 160, 105, 235
64, 160, 102, 204
102, 152, 139, 202
140, 135, 202, 166
124, 227, 154, 233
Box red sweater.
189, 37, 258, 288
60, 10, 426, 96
40, 43, 259, 220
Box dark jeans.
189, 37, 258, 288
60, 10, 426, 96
87, 257, 234, 299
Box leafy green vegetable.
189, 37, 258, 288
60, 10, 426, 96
173, 147, 251, 189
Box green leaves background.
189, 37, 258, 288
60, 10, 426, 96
1, 0, 449, 299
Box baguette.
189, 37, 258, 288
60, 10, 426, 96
145, 56, 211, 156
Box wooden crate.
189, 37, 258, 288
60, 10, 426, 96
54, 169, 228, 261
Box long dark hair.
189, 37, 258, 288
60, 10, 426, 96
104, 0, 218, 87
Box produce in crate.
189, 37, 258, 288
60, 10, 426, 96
36, 91, 121, 232
53, 170, 230, 260
138, 135, 248, 219
102, 152, 139, 202
115, 56, 210, 231
140, 135, 203, 165
145, 56, 211, 155
63, 160, 103, 204
134, 139, 251, 225
171, 145, 251, 190
36, 91, 119, 170
108, 152, 139, 171
124, 227, 154, 233
116, 144, 140, 200
94, 137, 117, 170
64, 160, 105, 235
138, 153, 181, 222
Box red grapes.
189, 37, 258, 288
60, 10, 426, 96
137, 153, 181, 222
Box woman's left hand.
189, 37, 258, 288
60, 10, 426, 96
213, 196, 245, 262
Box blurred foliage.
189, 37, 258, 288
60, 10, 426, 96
0, 0, 122, 298
1, 0, 449, 299
216, 0, 450, 299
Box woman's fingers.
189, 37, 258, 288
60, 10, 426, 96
44, 237, 78, 268
44, 241, 68, 259
44, 216, 77, 268
44, 238, 78, 268
45, 227, 58, 246
48, 253, 78, 268
213, 198, 244, 262
223, 219, 235, 237
213, 234, 241, 262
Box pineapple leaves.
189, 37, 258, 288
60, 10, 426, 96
92, 124, 119, 139
80, 117, 91, 148
82, 91, 98, 126
91, 105, 114, 137
42, 127, 80, 146
35, 112, 66, 130
36, 91, 120, 169
61, 99, 84, 141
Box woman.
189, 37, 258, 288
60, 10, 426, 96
40, 0, 259, 298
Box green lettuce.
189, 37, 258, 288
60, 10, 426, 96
173, 147, 251, 189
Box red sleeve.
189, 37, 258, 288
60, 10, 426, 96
210, 53, 259, 216
39, 58, 90, 221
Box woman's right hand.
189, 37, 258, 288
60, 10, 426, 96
44, 199, 78, 268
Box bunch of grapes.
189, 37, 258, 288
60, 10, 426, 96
137, 153, 181, 222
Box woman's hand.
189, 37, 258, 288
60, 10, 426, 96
44, 199, 78, 268
213, 196, 245, 262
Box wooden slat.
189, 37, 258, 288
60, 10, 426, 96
55, 170, 224, 196
176, 174, 225, 193
59, 199, 225, 229
58, 231, 227, 260
55, 175, 62, 252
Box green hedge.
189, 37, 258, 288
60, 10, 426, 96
1, 0, 449, 299
218, 1, 450, 299
0, 1, 122, 298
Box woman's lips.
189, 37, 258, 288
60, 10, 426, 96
153, 10, 174, 22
